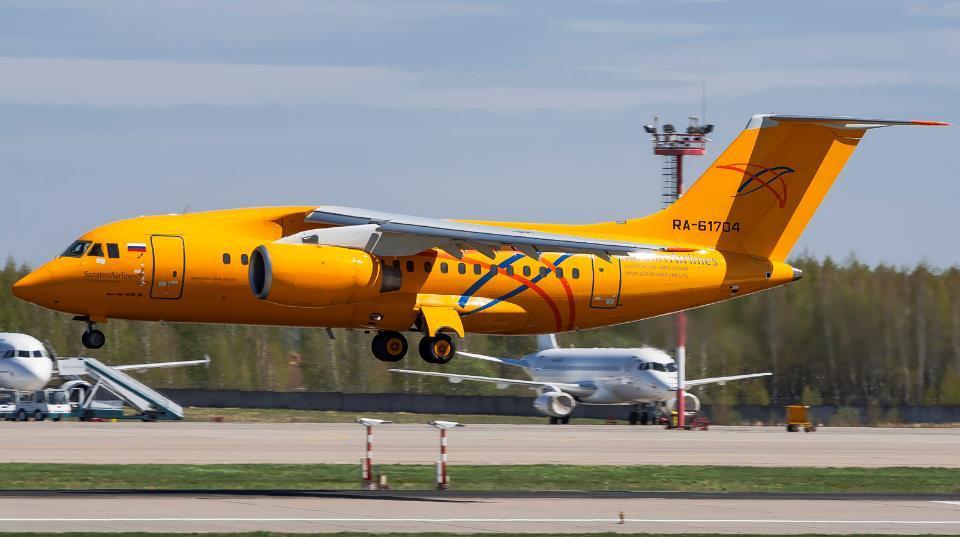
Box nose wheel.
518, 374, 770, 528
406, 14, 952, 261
371, 331, 408, 362
418, 333, 456, 364
81, 325, 105, 349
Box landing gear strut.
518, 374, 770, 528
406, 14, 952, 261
81, 323, 105, 350
418, 333, 456, 364
372, 331, 408, 362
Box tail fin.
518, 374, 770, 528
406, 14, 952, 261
628, 115, 947, 261
536, 334, 559, 351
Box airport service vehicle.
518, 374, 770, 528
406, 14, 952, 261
3, 388, 72, 421
0, 332, 207, 420
12, 115, 946, 364
392, 335, 770, 424
0, 390, 15, 419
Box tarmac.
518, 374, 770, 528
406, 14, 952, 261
0, 491, 959, 533
2, 422, 959, 466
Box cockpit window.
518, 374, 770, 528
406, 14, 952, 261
88, 243, 105, 257
652, 363, 665, 372
61, 240, 92, 258
638, 363, 648, 370
665, 363, 678, 372
32, 350, 43, 358
17, 350, 29, 358
2, 350, 13, 358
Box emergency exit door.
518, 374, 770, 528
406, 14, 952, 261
590, 256, 621, 309
150, 235, 185, 300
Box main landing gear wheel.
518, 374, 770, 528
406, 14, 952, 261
418, 333, 456, 365
81, 327, 105, 350
372, 331, 408, 362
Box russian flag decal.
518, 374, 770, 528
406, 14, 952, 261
127, 243, 147, 252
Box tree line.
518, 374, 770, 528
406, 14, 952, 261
2, 255, 959, 406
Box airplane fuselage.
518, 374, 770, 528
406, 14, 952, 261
521, 348, 677, 405
15, 206, 797, 335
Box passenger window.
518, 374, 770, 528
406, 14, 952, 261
393, 260, 401, 270
572, 268, 580, 279
88, 243, 105, 257
106, 243, 120, 259
222, 253, 231, 265
440, 263, 448, 274
556, 268, 564, 279
458, 263, 466, 275
489, 265, 498, 275
241, 254, 249, 265
540, 267, 549, 278
505, 266, 514, 276
424, 262, 433, 273
406, 260, 415, 272
473, 264, 482, 275
522, 266, 531, 277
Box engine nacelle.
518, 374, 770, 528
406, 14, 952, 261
249, 244, 395, 307
666, 392, 701, 413
533, 391, 577, 417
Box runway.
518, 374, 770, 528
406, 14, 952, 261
0, 492, 959, 533
3, 422, 959, 466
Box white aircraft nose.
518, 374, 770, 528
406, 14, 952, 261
5, 359, 53, 391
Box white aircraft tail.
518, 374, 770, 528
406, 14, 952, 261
536, 334, 558, 351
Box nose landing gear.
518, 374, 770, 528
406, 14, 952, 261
80, 323, 105, 350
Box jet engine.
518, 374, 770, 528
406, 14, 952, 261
666, 392, 701, 413
249, 244, 391, 307
533, 391, 577, 417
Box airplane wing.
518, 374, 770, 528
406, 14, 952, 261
299, 205, 663, 259
456, 351, 527, 368
389, 368, 592, 394
112, 356, 211, 372
685, 372, 771, 388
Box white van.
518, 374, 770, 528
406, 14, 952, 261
11, 389, 71, 421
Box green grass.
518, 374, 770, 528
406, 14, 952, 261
183, 407, 607, 424
1, 464, 958, 493
5, 534, 958, 537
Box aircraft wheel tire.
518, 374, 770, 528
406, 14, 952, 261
418, 333, 455, 365
549, 417, 559, 425
560, 416, 570, 425
372, 331, 408, 362
81, 329, 105, 350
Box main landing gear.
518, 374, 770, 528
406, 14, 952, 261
372, 331, 409, 362
418, 333, 456, 365
369, 331, 457, 365
80, 322, 105, 350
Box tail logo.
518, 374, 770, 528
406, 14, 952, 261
717, 163, 795, 208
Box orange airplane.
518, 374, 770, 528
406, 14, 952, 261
12, 115, 947, 364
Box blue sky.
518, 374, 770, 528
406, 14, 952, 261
2, 0, 957, 268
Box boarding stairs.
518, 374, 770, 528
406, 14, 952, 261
56, 357, 183, 420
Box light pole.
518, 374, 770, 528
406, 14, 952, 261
429, 420, 464, 489
355, 417, 392, 489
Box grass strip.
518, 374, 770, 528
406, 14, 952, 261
5, 534, 960, 537
1, 464, 958, 493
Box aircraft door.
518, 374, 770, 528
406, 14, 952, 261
590, 256, 621, 309
150, 235, 185, 299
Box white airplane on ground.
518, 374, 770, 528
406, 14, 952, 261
392, 335, 770, 424
0, 332, 208, 392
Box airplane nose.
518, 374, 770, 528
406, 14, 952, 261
12, 267, 56, 304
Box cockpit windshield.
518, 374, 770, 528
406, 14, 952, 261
639, 362, 678, 372
61, 240, 92, 258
